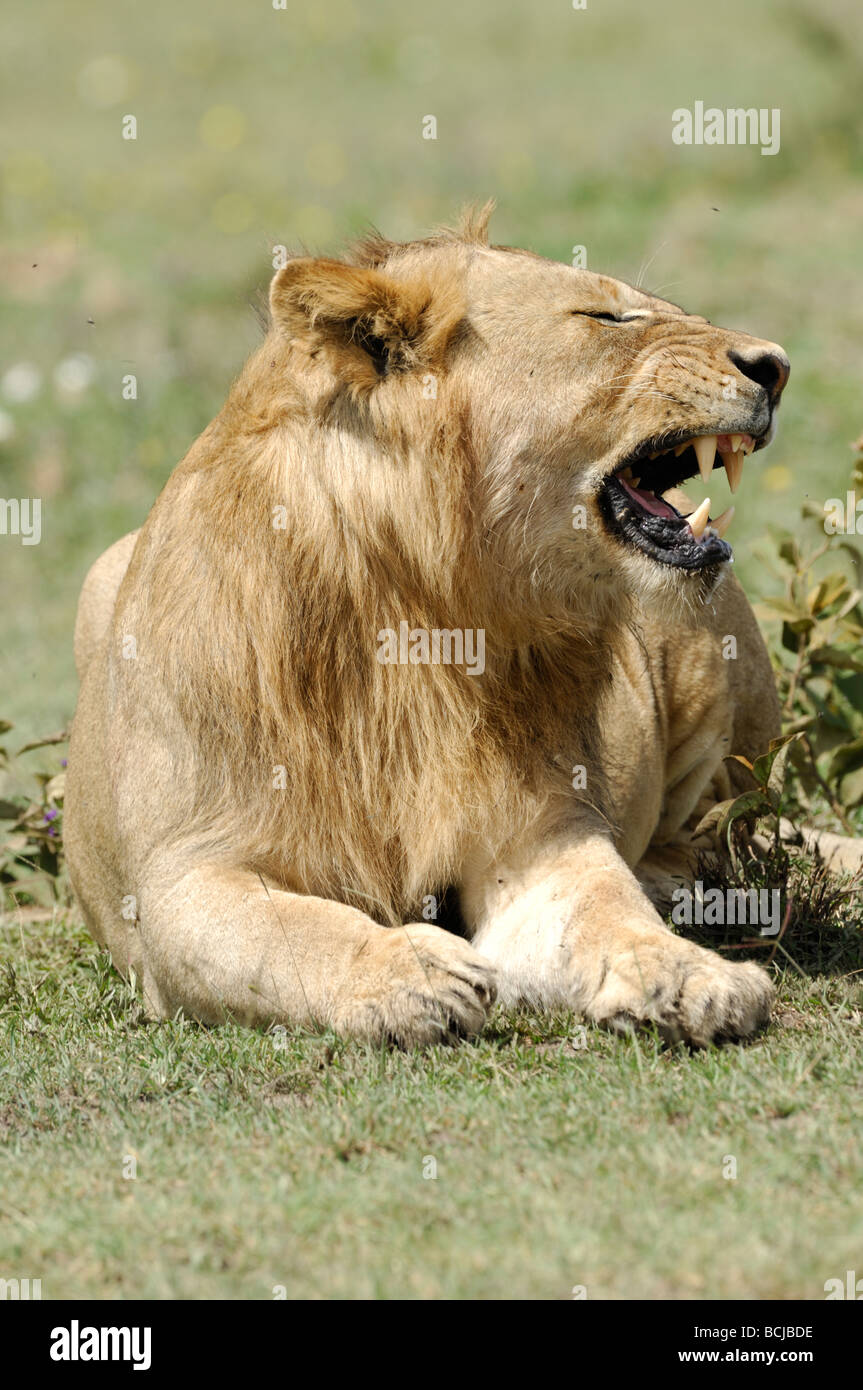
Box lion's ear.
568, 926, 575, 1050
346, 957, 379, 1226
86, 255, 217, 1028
269, 257, 464, 388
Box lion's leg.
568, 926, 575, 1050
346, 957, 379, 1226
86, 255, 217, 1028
73, 531, 139, 680
619, 573, 784, 910
134, 862, 496, 1044
635, 843, 711, 914
460, 831, 772, 1045
794, 827, 863, 873
754, 821, 863, 876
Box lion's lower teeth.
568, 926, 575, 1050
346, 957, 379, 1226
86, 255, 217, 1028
688, 497, 711, 539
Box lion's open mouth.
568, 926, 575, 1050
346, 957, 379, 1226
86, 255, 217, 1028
599, 431, 763, 571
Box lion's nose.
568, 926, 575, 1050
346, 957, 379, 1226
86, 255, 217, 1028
727, 344, 790, 405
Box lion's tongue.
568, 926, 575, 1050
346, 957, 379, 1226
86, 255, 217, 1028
618, 475, 678, 519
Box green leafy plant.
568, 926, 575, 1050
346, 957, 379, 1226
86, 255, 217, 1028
754, 444, 863, 828
0, 721, 70, 910
695, 732, 805, 873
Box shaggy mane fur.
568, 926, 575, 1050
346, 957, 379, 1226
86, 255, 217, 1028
347, 199, 498, 269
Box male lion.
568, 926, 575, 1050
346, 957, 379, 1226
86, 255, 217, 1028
67, 204, 802, 1047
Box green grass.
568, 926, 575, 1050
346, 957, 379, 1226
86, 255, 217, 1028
1, 911, 861, 1300
1, 0, 863, 1302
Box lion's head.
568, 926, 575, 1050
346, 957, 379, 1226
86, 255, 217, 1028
258, 201, 789, 625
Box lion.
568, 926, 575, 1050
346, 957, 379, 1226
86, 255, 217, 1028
66, 203, 829, 1048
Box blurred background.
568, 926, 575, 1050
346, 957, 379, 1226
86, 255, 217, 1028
1, 0, 862, 745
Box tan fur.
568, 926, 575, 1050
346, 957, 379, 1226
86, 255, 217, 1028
65, 205, 839, 1047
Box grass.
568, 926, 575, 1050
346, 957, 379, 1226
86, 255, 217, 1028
1, 0, 862, 1301
1, 907, 861, 1300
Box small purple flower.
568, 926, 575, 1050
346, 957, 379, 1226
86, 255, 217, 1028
60, 758, 68, 768
43, 808, 58, 823
47, 826, 57, 837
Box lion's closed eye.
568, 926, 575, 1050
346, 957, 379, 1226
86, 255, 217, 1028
571, 310, 647, 324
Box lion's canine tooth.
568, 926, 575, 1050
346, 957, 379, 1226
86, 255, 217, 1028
688, 497, 711, 539
724, 450, 744, 493
730, 433, 743, 453
674, 442, 688, 457
694, 435, 717, 483
713, 505, 734, 538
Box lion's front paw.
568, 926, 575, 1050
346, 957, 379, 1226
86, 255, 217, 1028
333, 924, 497, 1047
585, 931, 773, 1046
